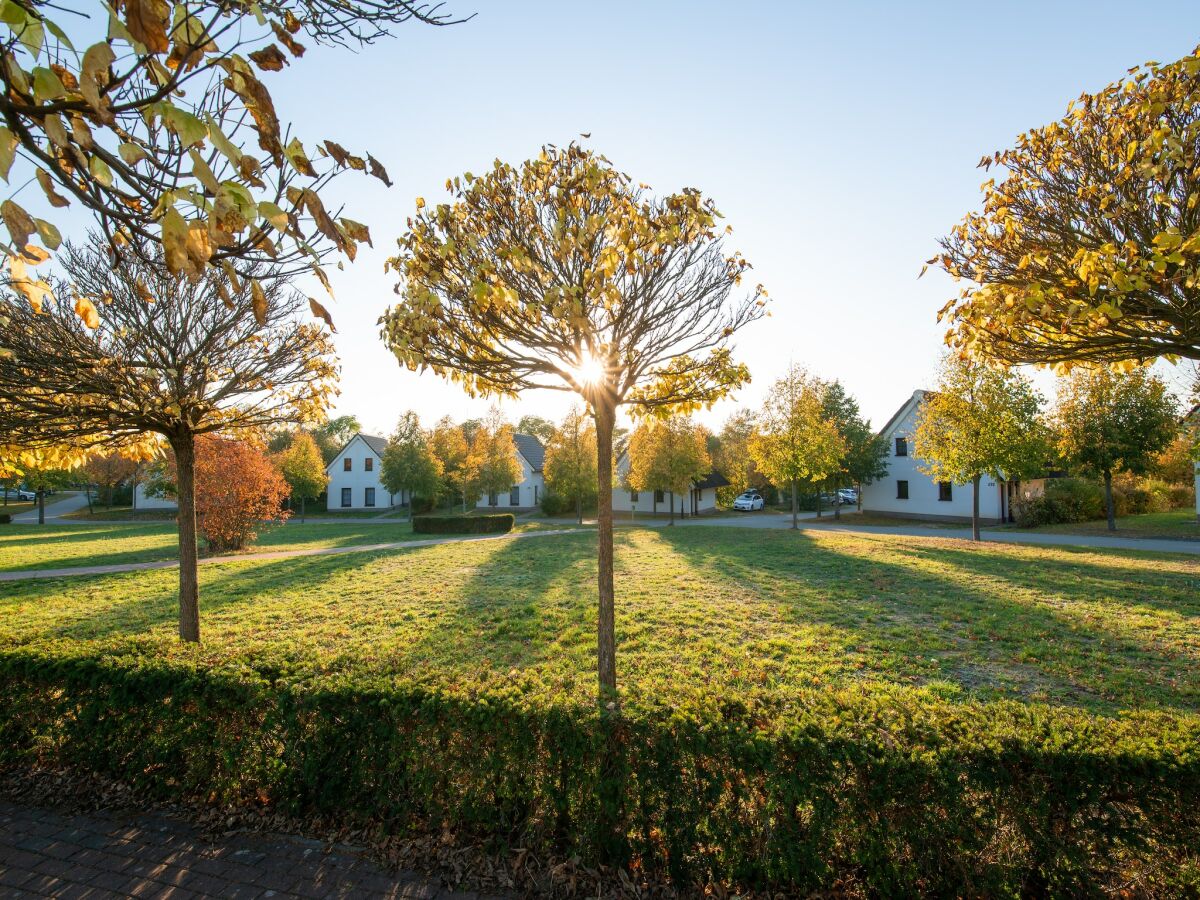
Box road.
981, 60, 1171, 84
10, 491, 92, 524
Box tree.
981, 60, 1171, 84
429, 416, 470, 511
381, 143, 764, 699
820, 381, 888, 520
380, 411, 443, 520
83, 451, 141, 509
626, 415, 710, 525
934, 48, 1200, 367
0, 0, 459, 321
274, 431, 327, 522
913, 356, 1046, 540
464, 408, 523, 507
1153, 433, 1198, 485
0, 238, 335, 642
543, 406, 598, 523
182, 435, 290, 553
1053, 368, 1179, 530
748, 366, 845, 529
517, 415, 557, 445
711, 409, 771, 506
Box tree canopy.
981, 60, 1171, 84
913, 356, 1046, 539
274, 430, 327, 519
626, 415, 710, 525
1053, 367, 1179, 530
748, 365, 845, 529
543, 406, 598, 523
934, 48, 1200, 367
0, 0, 459, 321
464, 408, 523, 505
380, 411, 443, 519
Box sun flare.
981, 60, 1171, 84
573, 352, 606, 387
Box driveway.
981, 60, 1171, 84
10, 491, 92, 524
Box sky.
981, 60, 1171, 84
48, 1, 1200, 437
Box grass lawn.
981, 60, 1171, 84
0, 519, 572, 573
805, 510, 967, 528
0, 501, 35, 517
998, 507, 1200, 541
2, 526, 1197, 716
62, 505, 177, 521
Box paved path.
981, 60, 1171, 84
0, 800, 492, 898
11, 492, 91, 524
0, 528, 582, 583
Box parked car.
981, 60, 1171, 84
732, 490, 764, 511
7, 488, 35, 501
838, 488, 859, 506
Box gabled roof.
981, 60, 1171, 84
875, 390, 929, 439
513, 433, 545, 472
693, 471, 730, 490
325, 432, 388, 473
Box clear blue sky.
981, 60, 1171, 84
266, 0, 1200, 436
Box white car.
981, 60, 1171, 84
732, 491, 764, 511
837, 488, 858, 506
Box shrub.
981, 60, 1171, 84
1169, 483, 1196, 509
540, 491, 569, 516
0, 513, 10, 524
412, 513, 513, 535
0, 650, 1196, 895
1014, 478, 1105, 527
1113, 474, 1173, 516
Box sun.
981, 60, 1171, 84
573, 352, 606, 387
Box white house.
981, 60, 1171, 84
132, 480, 177, 511
326, 433, 404, 511
474, 433, 545, 510
859, 390, 1045, 523
610, 448, 728, 517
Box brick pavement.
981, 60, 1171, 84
0, 801, 494, 899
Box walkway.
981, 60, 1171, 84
0, 800, 493, 898
11, 492, 91, 524
0, 528, 581, 583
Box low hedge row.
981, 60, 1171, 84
412, 513, 513, 535
1, 649, 1197, 894
0, 513, 10, 524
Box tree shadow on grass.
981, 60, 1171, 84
651, 526, 1199, 715
0, 524, 178, 572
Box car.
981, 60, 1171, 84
7, 488, 35, 501
837, 488, 858, 506
732, 490, 764, 511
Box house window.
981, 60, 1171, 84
341, 487, 352, 507
488, 491, 498, 506
896, 480, 909, 500
510, 486, 520, 506
654, 489, 664, 503
938, 481, 953, 502
630, 490, 639, 503
343, 457, 352, 471
895, 437, 908, 457
365, 487, 375, 507
365, 457, 373, 472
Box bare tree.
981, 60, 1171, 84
0, 237, 336, 641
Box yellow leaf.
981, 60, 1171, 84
74, 295, 100, 329
251, 278, 268, 325
309, 297, 336, 331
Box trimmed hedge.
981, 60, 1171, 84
0, 513, 9, 524
412, 513, 513, 535
0, 649, 1197, 894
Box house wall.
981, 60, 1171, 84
325, 437, 400, 510
474, 452, 544, 509
132, 482, 177, 510
860, 396, 1005, 522
609, 454, 720, 514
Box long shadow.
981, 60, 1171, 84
651, 526, 1199, 715
0, 524, 177, 572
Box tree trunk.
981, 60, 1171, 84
815, 486, 822, 518
170, 432, 201, 643
85, 486, 93, 515
668, 491, 675, 525
791, 479, 798, 529
833, 482, 841, 520
409, 495, 415, 523
36, 489, 44, 524
972, 475, 981, 541
594, 397, 618, 700
300, 496, 306, 524
1104, 470, 1116, 532
576, 493, 583, 526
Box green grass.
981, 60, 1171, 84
2, 526, 1197, 716
1000, 507, 1200, 541
806, 510, 967, 528
0, 519, 572, 573
62, 505, 177, 521
0, 501, 35, 517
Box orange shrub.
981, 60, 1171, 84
190, 436, 290, 553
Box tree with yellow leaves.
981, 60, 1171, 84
0, 0, 461, 323
463, 408, 523, 507
626, 415, 710, 525
0, 237, 336, 642
748, 365, 845, 530
543, 406, 598, 524
381, 143, 765, 699
934, 48, 1200, 367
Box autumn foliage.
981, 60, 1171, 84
185, 436, 289, 553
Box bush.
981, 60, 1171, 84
540, 491, 569, 516
1014, 478, 1105, 527
0, 513, 10, 524
412, 513, 513, 535
0, 650, 1196, 895
1169, 483, 1196, 509
1113, 475, 1174, 517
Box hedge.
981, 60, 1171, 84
0, 513, 9, 524
412, 513, 513, 535
1, 649, 1197, 894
